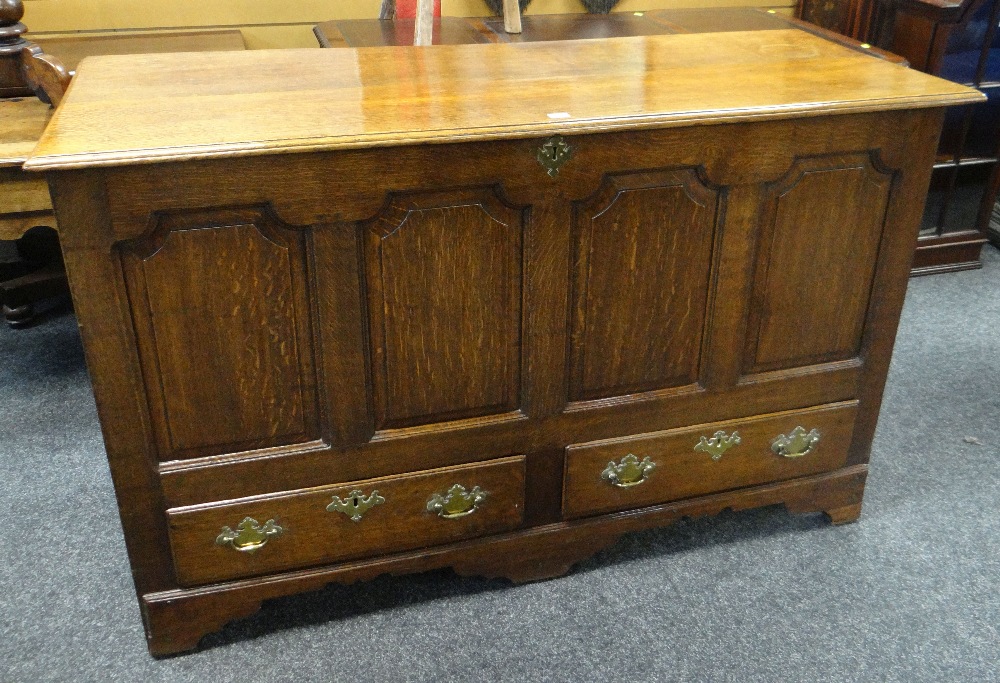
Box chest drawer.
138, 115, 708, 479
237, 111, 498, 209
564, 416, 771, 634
563, 402, 857, 519
167, 455, 525, 586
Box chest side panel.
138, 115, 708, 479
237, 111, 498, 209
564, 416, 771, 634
120, 207, 319, 460
363, 189, 525, 431
569, 169, 720, 402
744, 153, 893, 375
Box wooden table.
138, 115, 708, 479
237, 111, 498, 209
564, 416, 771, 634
0, 98, 53, 242
0, 28, 246, 327
33, 30, 247, 72
0, 97, 60, 325
316, 7, 902, 64
27, 30, 979, 656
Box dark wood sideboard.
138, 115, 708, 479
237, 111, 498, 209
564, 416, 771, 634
881, 0, 1000, 268
789, 0, 1000, 271
315, 8, 902, 61
26, 32, 980, 655
796, 0, 884, 43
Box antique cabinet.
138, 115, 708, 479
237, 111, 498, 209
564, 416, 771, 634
25, 32, 980, 655
885, 0, 1000, 266
795, 0, 883, 42
0, 97, 58, 326
0, 1, 62, 327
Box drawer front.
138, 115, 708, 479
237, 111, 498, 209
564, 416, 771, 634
563, 402, 857, 519
168, 455, 525, 586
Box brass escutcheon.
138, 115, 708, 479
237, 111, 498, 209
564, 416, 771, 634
327, 489, 385, 522
694, 430, 742, 461
771, 426, 821, 458
215, 517, 283, 553
427, 484, 488, 519
536, 135, 573, 177
601, 454, 656, 488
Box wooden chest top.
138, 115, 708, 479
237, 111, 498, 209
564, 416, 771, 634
25, 30, 981, 171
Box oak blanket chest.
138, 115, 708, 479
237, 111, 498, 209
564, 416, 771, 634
25, 31, 981, 655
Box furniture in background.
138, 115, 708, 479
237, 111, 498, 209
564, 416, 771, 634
315, 8, 903, 58
27, 30, 979, 655
32, 30, 247, 72
379, 0, 522, 44
0, 0, 247, 327
880, 0, 1000, 269
0, 0, 67, 327
795, 0, 883, 42
793, 0, 1000, 271
0, 98, 61, 327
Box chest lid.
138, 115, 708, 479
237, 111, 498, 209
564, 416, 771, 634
24, 30, 983, 171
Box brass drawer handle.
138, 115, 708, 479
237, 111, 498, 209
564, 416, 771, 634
694, 430, 741, 461
771, 426, 821, 458
601, 454, 656, 488
427, 484, 488, 519
215, 517, 283, 553
327, 489, 385, 522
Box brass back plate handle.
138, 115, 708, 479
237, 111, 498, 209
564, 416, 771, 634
771, 427, 821, 458
601, 454, 656, 488
427, 484, 488, 519
215, 517, 283, 553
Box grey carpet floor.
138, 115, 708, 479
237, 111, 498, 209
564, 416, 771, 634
1, 248, 998, 683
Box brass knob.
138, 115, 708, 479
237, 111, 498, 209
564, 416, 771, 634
771, 426, 821, 458
427, 484, 488, 519
215, 517, 283, 553
601, 454, 655, 488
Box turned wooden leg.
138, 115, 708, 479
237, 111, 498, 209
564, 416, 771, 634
825, 502, 863, 525
0, 0, 34, 98
3, 302, 34, 328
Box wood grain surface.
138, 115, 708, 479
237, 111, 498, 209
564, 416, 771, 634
569, 169, 718, 401
34, 30, 246, 72
119, 207, 319, 460
37, 28, 964, 654
169, 456, 526, 586
0, 100, 56, 241
0, 98, 51, 168
745, 152, 893, 374
26, 31, 981, 171
364, 189, 524, 430
563, 402, 857, 518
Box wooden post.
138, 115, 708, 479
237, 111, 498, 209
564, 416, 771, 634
0, 0, 32, 97
413, 0, 434, 45
503, 0, 523, 34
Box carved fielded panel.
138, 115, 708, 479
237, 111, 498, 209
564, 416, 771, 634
364, 189, 525, 430
569, 169, 720, 402
120, 207, 318, 460
745, 153, 893, 374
